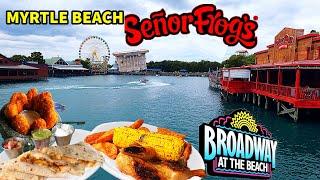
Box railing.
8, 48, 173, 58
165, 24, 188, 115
278, 85, 296, 98
300, 87, 320, 100
221, 80, 320, 100
254, 82, 296, 98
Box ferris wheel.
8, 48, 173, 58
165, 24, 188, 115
79, 36, 110, 64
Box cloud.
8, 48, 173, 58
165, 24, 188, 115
0, 0, 319, 63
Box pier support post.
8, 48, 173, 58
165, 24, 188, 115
253, 94, 256, 104
264, 97, 268, 110
293, 108, 299, 123
247, 93, 250, 102
278, 103, 299, 122
242, 94, 246, 102
277, 101, 280, 114
257, 95, 261, 106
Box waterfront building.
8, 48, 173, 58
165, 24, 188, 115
236, 50, 249, 56
0, 54, 48, 81
45, 57, 89, 77
218, 27, 320, 122
113, 49, 149, 73
108, 63, 119, 74
179, 69, 188, 76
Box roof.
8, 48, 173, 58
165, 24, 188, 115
255, 49, 268, 55
52, 65, 88, 71
267, 44, 274, 48
313, 36, 320, 42
113, 49, 149, 56
297, 33, 319, 40
45, 57, 67, 65
236, 50, 248, 53
0, 64, 39, 70
249, 60, 320, 69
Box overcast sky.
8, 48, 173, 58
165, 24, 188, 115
0, 0, 319, 64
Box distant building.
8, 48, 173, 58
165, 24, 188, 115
108, 63, 119, 74
45, 57, 89, 77
179, 69, 188, 76
0, 54, 47, 81
113, 49, 149, 73
236, 50, 249, 56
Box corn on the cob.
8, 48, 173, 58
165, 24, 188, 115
113, 127, 147, 148
113, 127, 185, 161
139, 132, 185, 161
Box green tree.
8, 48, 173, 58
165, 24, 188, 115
221, 54, 255, 68
11, 55, 28, 63
80, 59, 91, 69
147, 60, 221, 72
29, 52, 45, 64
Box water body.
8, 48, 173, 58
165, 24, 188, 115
0, 75, 319, 179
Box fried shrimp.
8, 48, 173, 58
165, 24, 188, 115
5, 89, 59, 135
10, 110, 40, 135
31, 118, 47, 130
4, 92, 28, 119
32, 92, 54, 115
11, 113, 31, 135
43, 110, 59, 129
4, 103, 20, 119
31, 91, 58, 129
27, 88, 38, 101
25, 88, 38, 109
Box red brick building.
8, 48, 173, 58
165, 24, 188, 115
0, 54, 48, 81
255, 27, 320, 64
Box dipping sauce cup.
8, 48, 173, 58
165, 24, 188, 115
52, 123, 75, 146
2, 137, 25, 159
31, 129, 52, 149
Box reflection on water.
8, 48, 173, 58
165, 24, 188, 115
0, 75, 319, 179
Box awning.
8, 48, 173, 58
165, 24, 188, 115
53, 66, 89, 71
0, 65, 39, 70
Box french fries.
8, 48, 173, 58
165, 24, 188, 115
129, 119, 144, 129
84, 131, 106, 144
182, 143, 192, 161
92, 142, 118, 159
138, 127, 150, 132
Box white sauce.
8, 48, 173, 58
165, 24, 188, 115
54, 128, 69, 137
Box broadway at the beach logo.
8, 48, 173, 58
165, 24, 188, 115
199, 110, 277, 179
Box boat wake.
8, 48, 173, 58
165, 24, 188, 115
45, 81, 170, 91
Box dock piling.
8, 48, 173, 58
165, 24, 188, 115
265, 97, 268, 110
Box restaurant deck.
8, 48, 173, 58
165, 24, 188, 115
219, 27, 320, 122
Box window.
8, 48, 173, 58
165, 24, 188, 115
307, 47, 311, 60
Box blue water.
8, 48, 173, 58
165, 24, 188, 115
0, 75, 319, 179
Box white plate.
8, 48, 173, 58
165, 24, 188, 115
91, 121, 205, 180
0, 129, 100, 180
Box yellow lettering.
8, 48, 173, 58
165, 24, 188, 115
112, 11, 124, 24
6, 11, 19, 24
39, 11, 49, 24
29, 12, 40, 24
102, 11, 112, 24
82, 11, 91, 23
92, 12, 102, 24
72, 12, 82, 24
50, 11, 58, 24
59, 11, 68, 24
19, 11, 29, 24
